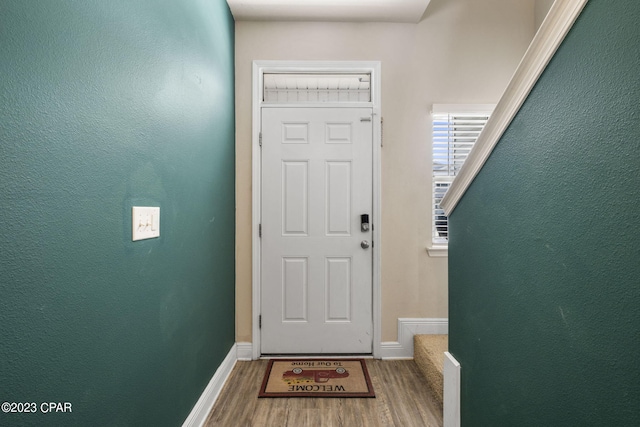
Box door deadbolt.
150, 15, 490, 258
360, 214, 370, 232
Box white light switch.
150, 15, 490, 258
132, 206, 160, 241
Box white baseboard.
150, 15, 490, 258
235, 318, 448, 362
380, 318, 448, 359
443, 351, 461, 427
236, 342, 253, 361
182, 344, 237, 427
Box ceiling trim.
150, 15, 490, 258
226, 0, 432, 23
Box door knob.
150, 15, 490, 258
361, 240, 370, 249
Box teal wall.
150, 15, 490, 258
0, 1, 235, 426
448, 0, 639, 425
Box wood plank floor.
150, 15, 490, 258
204, 359, 443, 427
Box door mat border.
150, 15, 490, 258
258, 358, 375, 398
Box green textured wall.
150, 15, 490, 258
448, 1, 640, 425
0, 1, 235, 426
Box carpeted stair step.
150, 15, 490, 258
414, 334, 448, 407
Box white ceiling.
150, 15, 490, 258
226, 0, 433, 23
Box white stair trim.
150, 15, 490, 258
444, 351, 461, 427
440, 0, 589, 217
182, 344, 237, 427
380, 318, 448, 359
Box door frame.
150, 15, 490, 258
251, 60, 382, 359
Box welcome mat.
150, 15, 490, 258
259, 359, 375, 398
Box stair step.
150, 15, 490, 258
414, 334, 448, 406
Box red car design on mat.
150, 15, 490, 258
282, 367, 349, 384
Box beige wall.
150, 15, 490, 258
235, 0, 536, 344
535, 0, 555, 30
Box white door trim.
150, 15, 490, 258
251, 60, 382, 359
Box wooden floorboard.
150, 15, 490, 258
204, 359, 443, 427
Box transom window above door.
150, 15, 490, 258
263, 73, 371, 103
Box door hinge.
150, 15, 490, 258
259, 223, 262, 238
259, 132, 262, 147
259, 315, 262, 329
381, 117, 384, 147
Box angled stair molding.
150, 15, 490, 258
381, 318, 448, 359
440, 0, 589, 217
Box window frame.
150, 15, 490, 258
429, 104, 495, 256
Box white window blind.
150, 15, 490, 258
432, 105, 494, 244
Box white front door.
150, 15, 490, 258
261, 107, 373, 354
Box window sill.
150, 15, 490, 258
427, 246, 448, 257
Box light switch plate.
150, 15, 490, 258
132, 206, 160, 241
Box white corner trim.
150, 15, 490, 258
444, 351, 461, 427
380, 318, 448, 359
182, 344, 237, 427
251, 61, 263, 360
440, 0, 589, 217
427, 246, 448, 257
236, 342, 253, 361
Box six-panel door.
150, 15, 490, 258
261, 107, 373, 354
